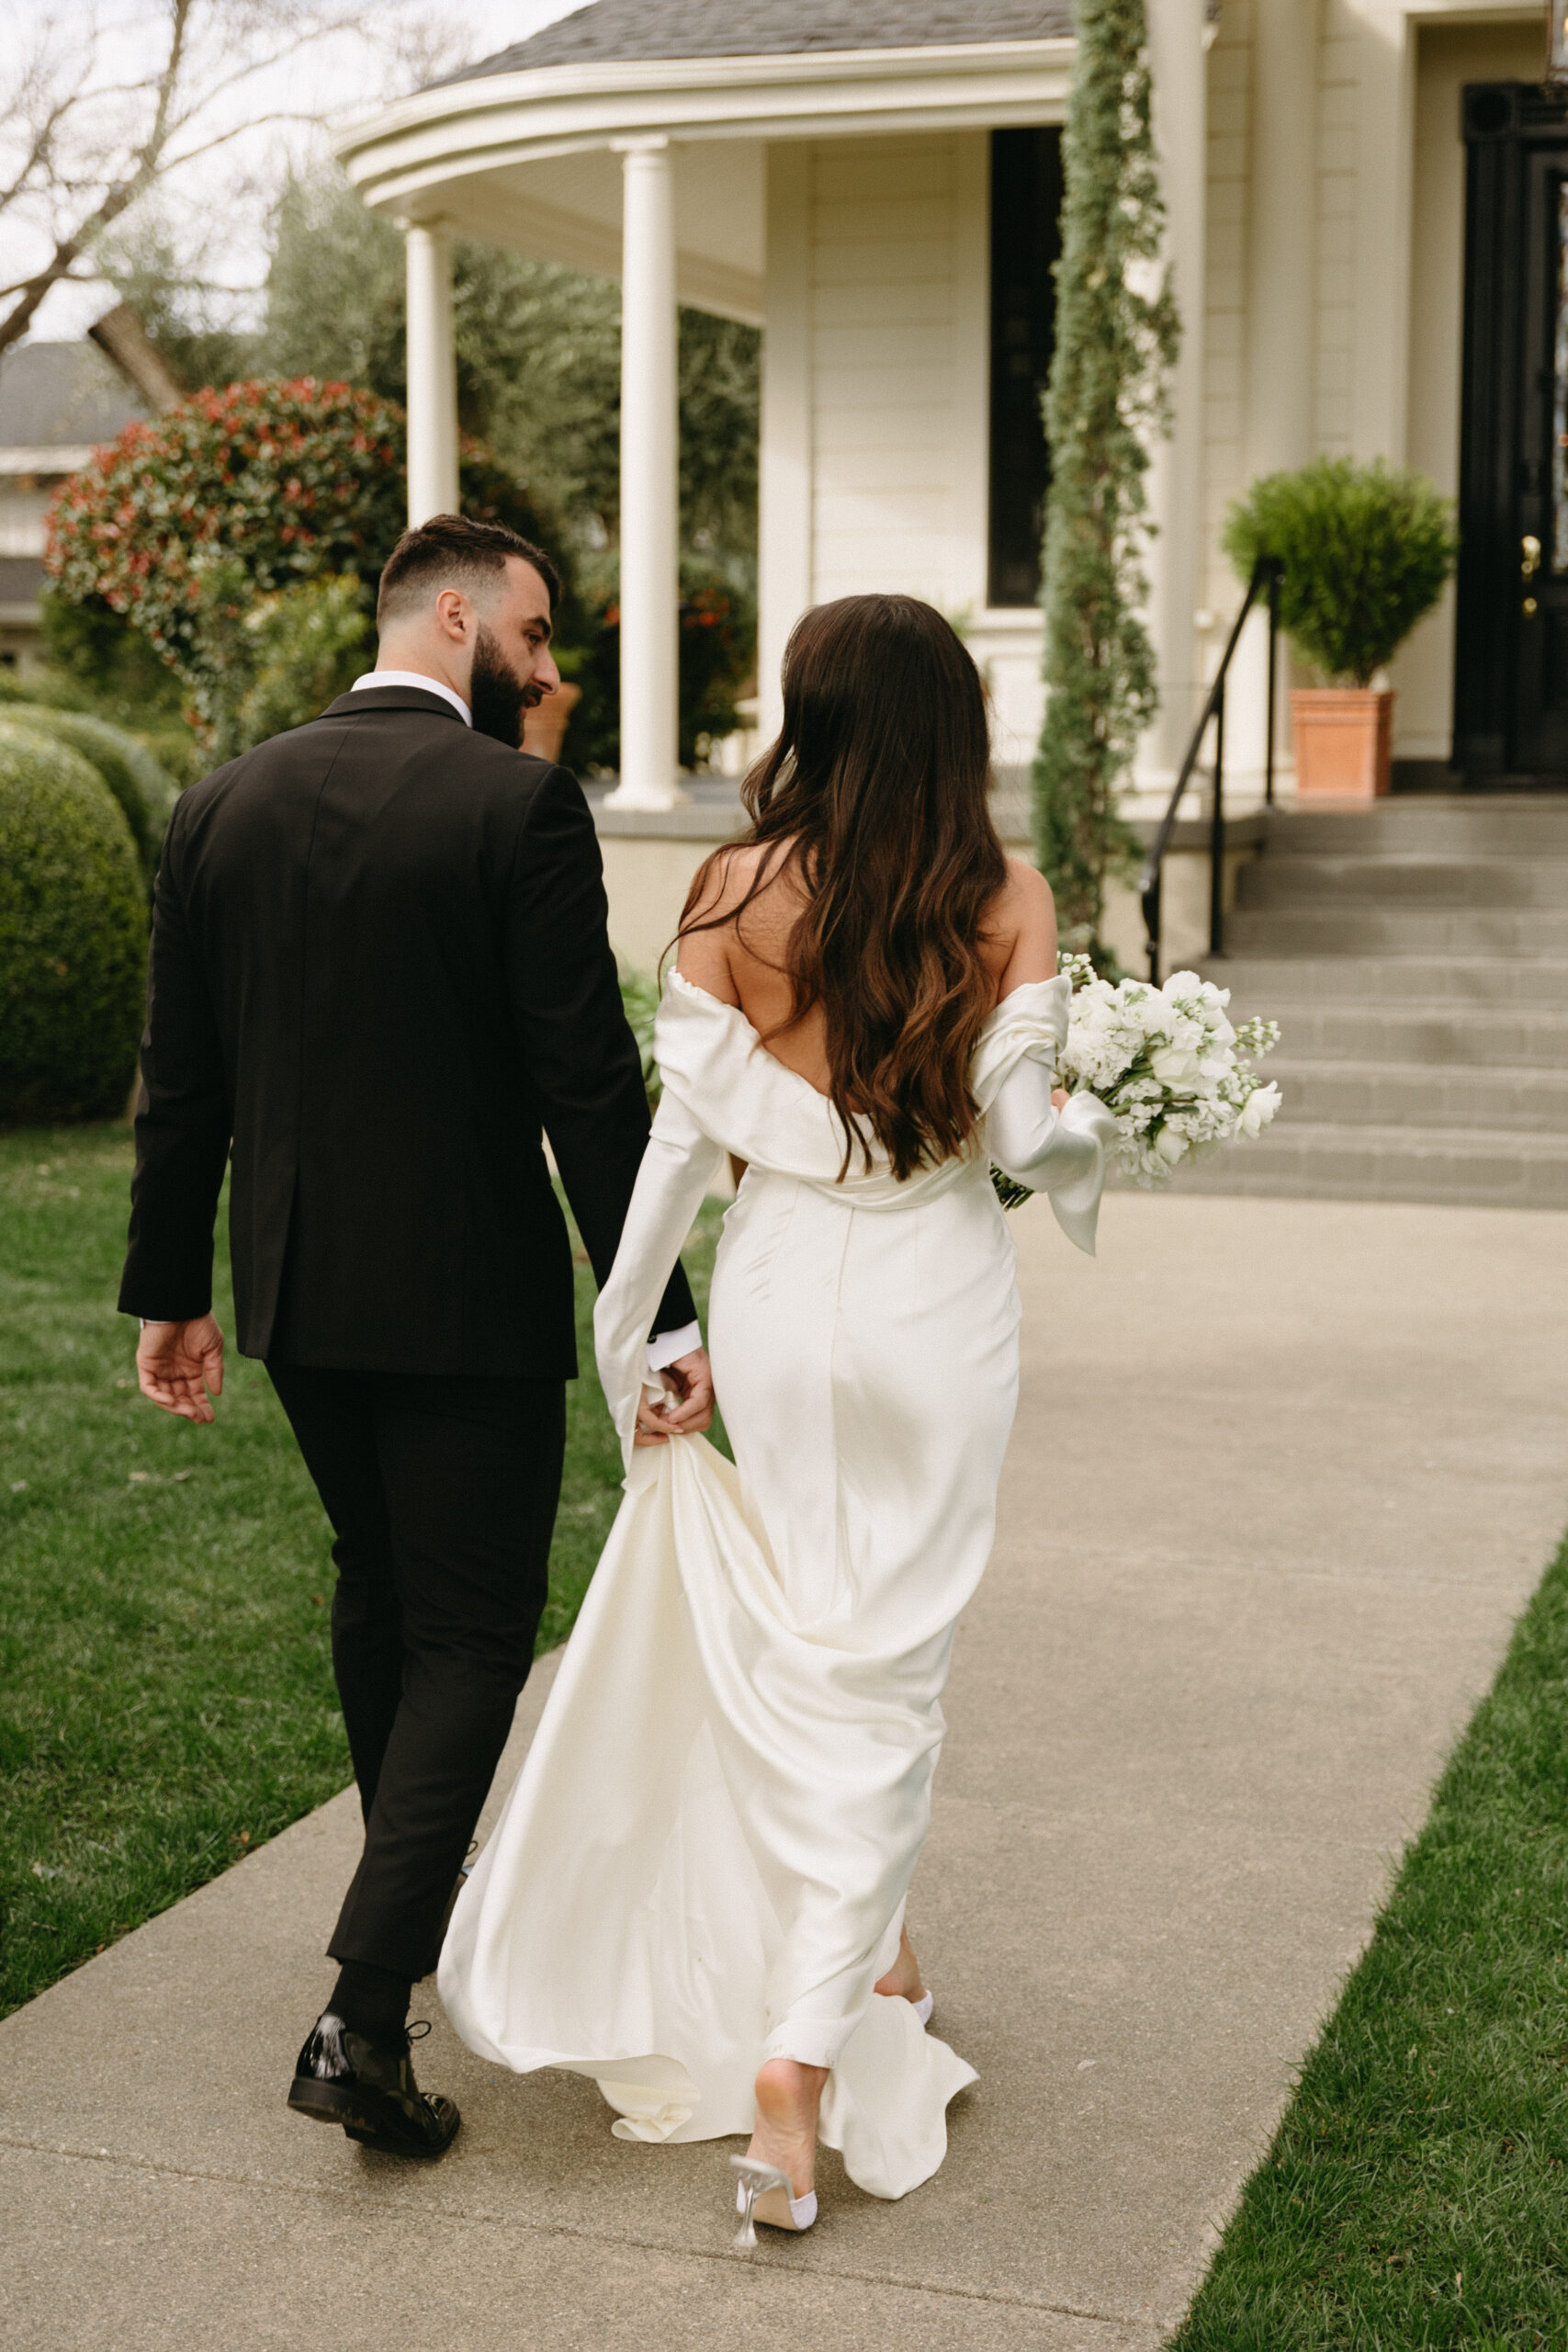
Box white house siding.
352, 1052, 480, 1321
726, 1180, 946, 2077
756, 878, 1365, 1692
1189, 1, 1541, 772
810, 133, 974, 606
1201, 0, 1252, 629
752, 2, 1549, 800
794, 129, 1046, 774
1313, 9, 1359, 460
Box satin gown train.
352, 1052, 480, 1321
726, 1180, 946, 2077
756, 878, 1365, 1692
438, 971, 1115, 2199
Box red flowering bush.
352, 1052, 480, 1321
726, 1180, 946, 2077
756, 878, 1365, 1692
45, 378, 552, 746
568, 555, 756, 775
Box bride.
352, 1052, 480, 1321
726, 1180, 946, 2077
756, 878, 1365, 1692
439, 593, 1116, 2237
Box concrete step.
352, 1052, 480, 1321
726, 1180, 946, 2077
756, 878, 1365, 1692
1264, 1057, 1568, 1134
1227, 1000, 1563, 1067
1222, 906, 1568, 956
1204, 954, 1568, 1006
1237, 854, 1568, 910
1263, 797, 1568, 857
1173, 1119, 1568, 1208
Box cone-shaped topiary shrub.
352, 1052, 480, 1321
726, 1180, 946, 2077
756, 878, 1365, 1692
0, 731, 148, 1123
0, 709, 176, 884
1224, 458, 1457, 686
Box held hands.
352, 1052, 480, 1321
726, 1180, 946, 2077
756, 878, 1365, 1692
634, 1347, 716, 1448
136, 1315, 225, 1424
1052, 1088, 1069, 1112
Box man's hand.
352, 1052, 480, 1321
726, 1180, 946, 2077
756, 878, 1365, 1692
633, 1347, 716, 1448
136, 1315, 225, 1424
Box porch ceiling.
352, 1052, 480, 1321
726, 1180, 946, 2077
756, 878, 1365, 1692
334, 36, 1072, 322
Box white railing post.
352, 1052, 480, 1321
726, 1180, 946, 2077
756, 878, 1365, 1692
404, 221, 459, 526
605, 138, 686, 810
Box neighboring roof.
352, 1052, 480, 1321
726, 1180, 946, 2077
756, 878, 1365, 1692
0, 342, 145, 453
440, 0, 1073, 84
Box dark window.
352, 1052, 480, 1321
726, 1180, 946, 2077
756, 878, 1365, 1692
988, 127, 1064, 609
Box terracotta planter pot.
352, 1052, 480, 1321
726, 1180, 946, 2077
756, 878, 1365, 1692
1290, 686, 1393, 801
521, 679, 581, 764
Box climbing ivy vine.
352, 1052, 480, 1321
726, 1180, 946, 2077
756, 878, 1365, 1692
1034, 0, 1180, 950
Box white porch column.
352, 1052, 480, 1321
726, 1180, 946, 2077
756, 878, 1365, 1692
605, 138, 686, 810
1227, 0, 1321, 797
758, 142, 813, 742
1136, 0, 1209, 801
404, 222, 459, 526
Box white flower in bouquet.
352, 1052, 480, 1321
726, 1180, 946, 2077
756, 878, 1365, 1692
1055, 960, 1281, 1187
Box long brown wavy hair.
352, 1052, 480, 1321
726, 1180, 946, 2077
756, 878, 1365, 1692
680, 594, 1008, 1181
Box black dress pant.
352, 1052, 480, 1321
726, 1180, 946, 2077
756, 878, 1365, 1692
267, 1363, 565, 1980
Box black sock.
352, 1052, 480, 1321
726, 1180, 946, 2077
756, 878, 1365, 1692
329, 1960, 412, 2049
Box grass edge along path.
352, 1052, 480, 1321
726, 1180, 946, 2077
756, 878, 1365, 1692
1168, 1530, 1568, 2350
0, 1120, 724, 2021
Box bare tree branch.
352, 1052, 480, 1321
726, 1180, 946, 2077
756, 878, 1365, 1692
158, 111, 335, 174
0, 0, 385, 361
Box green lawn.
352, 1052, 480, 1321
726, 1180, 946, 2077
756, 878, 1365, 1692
0, 1120, 724, 2021
1169, 1532, 1568, 2350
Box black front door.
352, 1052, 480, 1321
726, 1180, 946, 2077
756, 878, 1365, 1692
1456, 82, 1568, 785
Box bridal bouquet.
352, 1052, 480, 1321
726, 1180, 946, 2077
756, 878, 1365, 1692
992, 954, 1282, 1206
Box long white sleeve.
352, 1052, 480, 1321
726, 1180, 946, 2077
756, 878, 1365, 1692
986, 1049, 1119, 1256
593, 1087, 723, 1469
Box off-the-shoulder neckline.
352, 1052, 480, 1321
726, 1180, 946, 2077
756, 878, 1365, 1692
665, 967, 1066, 1028
664, 967, 831, 1101
661, 967, 1067, 1108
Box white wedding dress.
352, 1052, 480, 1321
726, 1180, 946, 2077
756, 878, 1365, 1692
439, 970, 1115, 2199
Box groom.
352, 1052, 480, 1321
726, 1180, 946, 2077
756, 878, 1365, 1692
119, 513, 712, 2158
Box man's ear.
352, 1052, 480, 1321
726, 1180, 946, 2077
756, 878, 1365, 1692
434, 589, 472, 642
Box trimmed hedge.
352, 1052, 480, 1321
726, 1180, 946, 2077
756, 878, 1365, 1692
0, 709, 176, 883
0, 731, 148, 1124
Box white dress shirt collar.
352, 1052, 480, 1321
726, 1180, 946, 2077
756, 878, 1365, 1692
351, 671, 472, 727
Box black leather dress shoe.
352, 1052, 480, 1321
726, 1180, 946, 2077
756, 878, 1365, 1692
288, 2012, 460, 2158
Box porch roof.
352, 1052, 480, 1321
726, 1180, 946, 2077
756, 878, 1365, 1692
335, 2, 1073, 322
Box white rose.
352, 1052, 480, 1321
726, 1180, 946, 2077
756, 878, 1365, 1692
1239, 1082, 1281, 1137
1155, 1125, 1189, 1164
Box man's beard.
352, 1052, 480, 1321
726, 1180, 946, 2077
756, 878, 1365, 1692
468, 621, 535, 746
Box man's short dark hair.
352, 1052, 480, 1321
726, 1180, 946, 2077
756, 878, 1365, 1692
376, 514, 561, 624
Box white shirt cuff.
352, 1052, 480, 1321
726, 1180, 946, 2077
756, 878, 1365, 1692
646, 1319, 701, 1373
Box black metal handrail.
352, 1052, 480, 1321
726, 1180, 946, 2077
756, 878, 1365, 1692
1140, 556, 1280, 983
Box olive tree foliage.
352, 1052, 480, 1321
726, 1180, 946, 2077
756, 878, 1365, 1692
0, 0, 376, 359
1034, 0, 1180, 947
102, 165, 761, 583
254, 169, 761, 576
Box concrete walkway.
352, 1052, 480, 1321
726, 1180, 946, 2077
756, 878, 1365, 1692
3, 1194, 1564, 2350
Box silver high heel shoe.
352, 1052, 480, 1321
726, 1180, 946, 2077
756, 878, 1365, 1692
730, 2154, 818, 2245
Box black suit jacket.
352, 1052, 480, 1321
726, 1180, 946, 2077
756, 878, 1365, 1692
118, 685, 695, 1376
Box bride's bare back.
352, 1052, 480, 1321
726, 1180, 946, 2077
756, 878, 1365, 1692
676, 842, 1059, 1096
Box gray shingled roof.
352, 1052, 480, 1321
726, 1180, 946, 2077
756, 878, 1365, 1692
0, 343, 145, 451
437, 1, 1073, 86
